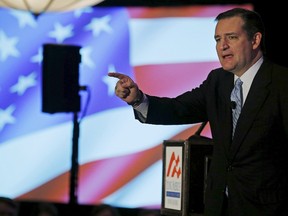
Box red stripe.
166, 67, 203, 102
127, 4, 253, 18
134, 61, 221, 97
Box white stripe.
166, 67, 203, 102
102, 160, 163, 208
129, 17, 218, 66
0, 107, 191, 197
0, 123, 72, 197
79, 107, 191, 164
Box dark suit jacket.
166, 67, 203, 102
135, 59, 288, 216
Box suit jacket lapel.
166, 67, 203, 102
217, 70, 234, 156
229, 60, 272, 160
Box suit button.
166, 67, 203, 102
227, 165, 234, 172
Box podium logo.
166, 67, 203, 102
166, 152, 181, 178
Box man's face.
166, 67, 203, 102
214, 16, 256, 76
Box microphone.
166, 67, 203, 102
231, 101, 236, 109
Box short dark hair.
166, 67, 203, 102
0, 197, 18, 209
0, 196, 18, 216
90, 204, 121, 216
215, 8, 266, 54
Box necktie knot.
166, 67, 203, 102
231, 78, 243, 137
231, 78, 243, 106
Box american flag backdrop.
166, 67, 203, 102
0, 4, 252, 208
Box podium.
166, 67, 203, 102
161, 122, 213, 216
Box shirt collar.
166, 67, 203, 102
235, 56, 263, 84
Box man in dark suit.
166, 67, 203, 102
108, 8, 288, 216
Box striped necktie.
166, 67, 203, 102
230, 78, 243, 137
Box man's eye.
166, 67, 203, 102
228, 35, 237, 40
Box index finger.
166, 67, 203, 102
108, 72, 128, 80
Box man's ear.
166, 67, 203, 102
252, 32, 262, 49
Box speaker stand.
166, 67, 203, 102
69, 112, 80, 205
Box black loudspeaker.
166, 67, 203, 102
42, 44, 81, 113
